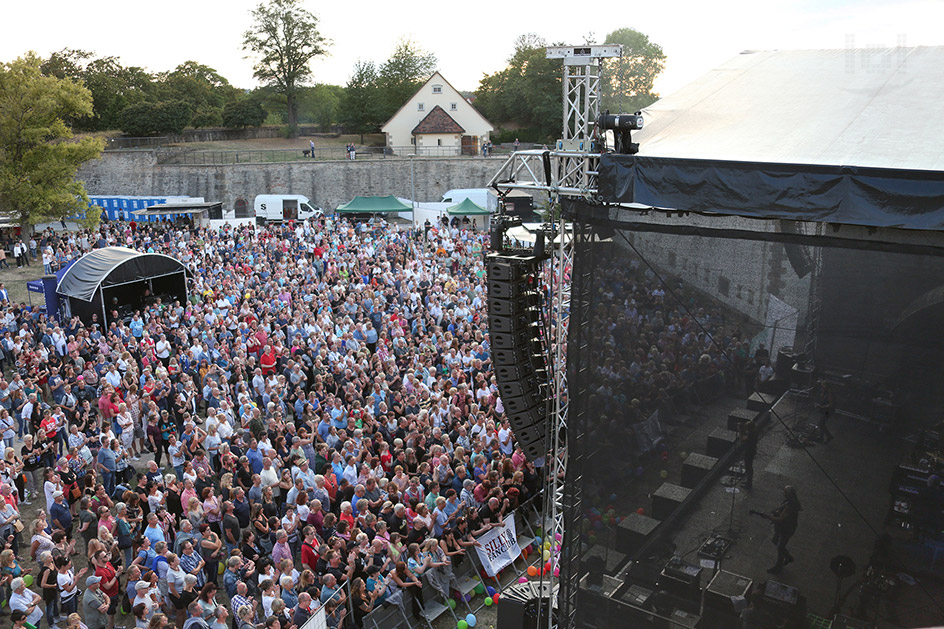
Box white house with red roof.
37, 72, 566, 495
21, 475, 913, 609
381, 71, 493, 156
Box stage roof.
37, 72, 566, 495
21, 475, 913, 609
599, 47, 944, 231
57, 247, 187, 302
633, 47, 944, 170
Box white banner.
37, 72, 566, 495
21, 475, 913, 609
474, 513, 521, 577
299, 605, 327, 629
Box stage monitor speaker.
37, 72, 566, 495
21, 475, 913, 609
497, 582, 558, 629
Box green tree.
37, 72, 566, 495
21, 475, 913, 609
117, 100, 193, 136
340, 60, 381, 141
0, 55, 104, 237
41, 49, 156, 131
376, 39, 437, 122
475, 34, 562, 142
155, 61, 238, 128
242, 0, 329, 136
298, 84, 343, 131
222, 96, 267, 129
602, 28, 666, 113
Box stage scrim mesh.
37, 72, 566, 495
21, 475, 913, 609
561, 199, 944, 628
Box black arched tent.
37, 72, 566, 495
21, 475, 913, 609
56, 247, 189, 324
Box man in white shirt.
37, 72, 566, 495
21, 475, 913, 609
497, 419, 514, 456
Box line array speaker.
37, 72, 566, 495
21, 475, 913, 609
487, 253, 549, 460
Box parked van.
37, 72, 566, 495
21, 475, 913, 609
254, 195, 321, 224
440, 188, 498, 213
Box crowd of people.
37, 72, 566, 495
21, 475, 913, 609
585, 255, 746, 431
0, 214, 544, 629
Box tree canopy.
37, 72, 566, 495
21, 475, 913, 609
40, 50, 246, 135
602, 28, 666, 113
0, 54, 104, 235
242, 0, 329, 135
474, 29, 665, 143
339, 39, 437, 138
474, 34, 562, 143
376, 39, 437, 122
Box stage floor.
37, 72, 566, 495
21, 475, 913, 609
659, 391, 944, 627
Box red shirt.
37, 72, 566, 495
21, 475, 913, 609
260, 350, 277, 375
95, 562, 119, 598
301, 540, 319, 572
41, 416, 58, 440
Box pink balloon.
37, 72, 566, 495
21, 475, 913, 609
553, 567, 560, 577
518, 576, 528, 583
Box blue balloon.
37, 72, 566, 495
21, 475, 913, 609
486, 586, 496, 596
534, 536, 542, 546
466, 614, 477, 627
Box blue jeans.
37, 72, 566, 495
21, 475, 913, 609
45, 598, 59, 625
102, 470, 115, 496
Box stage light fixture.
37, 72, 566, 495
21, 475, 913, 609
597, 109, 643, 155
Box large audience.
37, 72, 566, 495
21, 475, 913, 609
0, 215, 543, 629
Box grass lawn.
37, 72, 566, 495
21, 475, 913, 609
0, 261, 45, 308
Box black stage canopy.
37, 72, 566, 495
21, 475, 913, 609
598, 156, 944, 231
57, 247, 188, 303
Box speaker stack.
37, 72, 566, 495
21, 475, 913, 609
487, 252, 550, 461
496, 581, 558, 629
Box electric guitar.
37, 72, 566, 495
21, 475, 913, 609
749, 509, 774, 522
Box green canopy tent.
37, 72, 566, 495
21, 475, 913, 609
336, 195, 413, 213
446, 198, 490, 216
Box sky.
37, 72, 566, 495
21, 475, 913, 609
3, 0, 943, 97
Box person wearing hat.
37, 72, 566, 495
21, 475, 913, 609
83, 575, 109, 629
50, 489, 73, 537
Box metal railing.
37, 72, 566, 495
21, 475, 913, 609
155, 146, 510, 165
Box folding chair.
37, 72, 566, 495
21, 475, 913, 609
363, 601, 411, 629
415, 577, 452, 629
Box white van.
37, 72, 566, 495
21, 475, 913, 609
440, 188, 498, 213
254, 194, 321, 224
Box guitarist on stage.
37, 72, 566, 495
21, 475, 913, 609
759, 485, 802, 574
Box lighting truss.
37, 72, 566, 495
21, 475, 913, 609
488, 43, 621, 629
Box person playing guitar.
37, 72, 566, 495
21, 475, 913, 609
750, 485, 802, 574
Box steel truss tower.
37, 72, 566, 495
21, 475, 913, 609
488, 44, 621, 629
